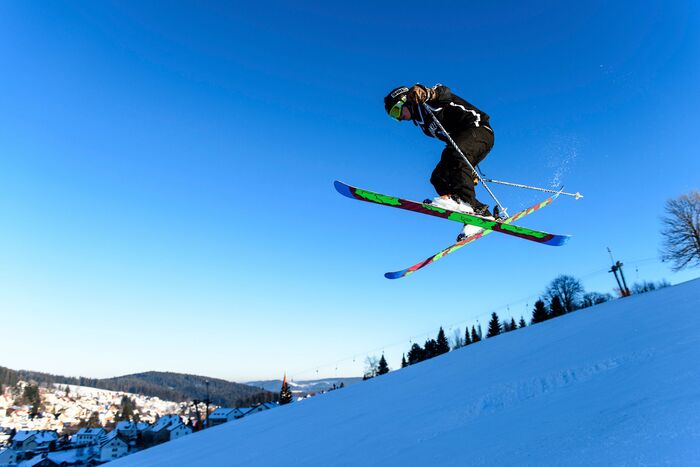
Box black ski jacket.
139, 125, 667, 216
410, 84, 492, 142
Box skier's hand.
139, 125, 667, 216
407, 85, 434, 104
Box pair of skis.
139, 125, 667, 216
334, 180, 570, 279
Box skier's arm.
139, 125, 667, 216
406, 84, 437, 105
431, 85, 486, 127
429, 84, 456, 105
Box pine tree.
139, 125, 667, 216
116, 396, 135, 422
79, 411, 101, 428
401, 354, 408, 368
407, 343, 425, 365
531, 299, 549, 324
502, 320, 511, 332
279, 374, 293, 405
487, 312, 502, 337
471, 326, 481, 343
510, 318, 517, 331
423, 339, 438, 359
436, 327, 450, 355
550, 296, 565, 318
376, 355, 390, 375
464, 327, 472, 346
519, 316, 527, 328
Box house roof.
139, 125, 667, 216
115, 421, 149, 431
13, 430, 58, 443
75, 428, 105, 436
47, 449, 84, 464
166, 423, 190, 432
101, 430, 127, 447
209, 408, 236, 418
17, 454, 48, 467
151, 415, 182, 432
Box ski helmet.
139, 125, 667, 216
384, 86, 409, 114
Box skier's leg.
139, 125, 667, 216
429, 155, 454, 197
452, 128, 494, 211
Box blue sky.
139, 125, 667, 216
1, 1, 698, 382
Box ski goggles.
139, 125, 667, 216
388, 96, 407, 121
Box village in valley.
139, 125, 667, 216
0, 381, 280, 465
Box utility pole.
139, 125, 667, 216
607, 248, 631, 297
191, 399, 202, 431
204, 380, 210, 429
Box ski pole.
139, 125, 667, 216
421, 104, 509, 218
481, 178, 584, 200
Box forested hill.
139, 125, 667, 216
0, 368, 276, 407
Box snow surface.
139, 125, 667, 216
111, 279, 700, 466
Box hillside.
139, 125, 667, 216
112, 278, 700, 466
0, 369, 275, 408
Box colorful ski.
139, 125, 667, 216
334, 180, 570, 246
384, 194, 560, 279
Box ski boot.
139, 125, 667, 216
456, 201, 495, 242
423, 194, 475, 214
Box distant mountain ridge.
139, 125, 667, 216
0, 367, 276, 408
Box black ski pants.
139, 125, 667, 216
430, 126, 494, 207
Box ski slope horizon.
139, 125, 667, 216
111, 278, 700, 466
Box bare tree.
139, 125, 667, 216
545, 275, 584, 312
451, 328, 464, 350
661, 191, 700, 271
580, 292, 613, 308
363, 355, 379, 380
631, 280, 670, 294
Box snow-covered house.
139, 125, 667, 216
0, 447, 18, 467
11, 431, 58, 454
70, 427, 106, 446
15, 453, 55, 467
46, 448, 92, 466
166, 422, 191, 441
245, 402, 278, 416
143, 415, 191, 446
99, 430, 128, 462
207, 408, 247, 427
115, 421, 149, 442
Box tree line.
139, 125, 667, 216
363, 273, 671, 374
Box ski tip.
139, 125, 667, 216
544, 234, 572, 246
384, 270, 408, 280
333, 180, 355, 199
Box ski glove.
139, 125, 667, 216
406, 84, 436, 105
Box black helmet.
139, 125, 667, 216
384, 86, 409, 114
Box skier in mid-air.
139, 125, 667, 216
333, 84, 576, 277
384, 84, 495, 236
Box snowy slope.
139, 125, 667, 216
111, 279, 700, 466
